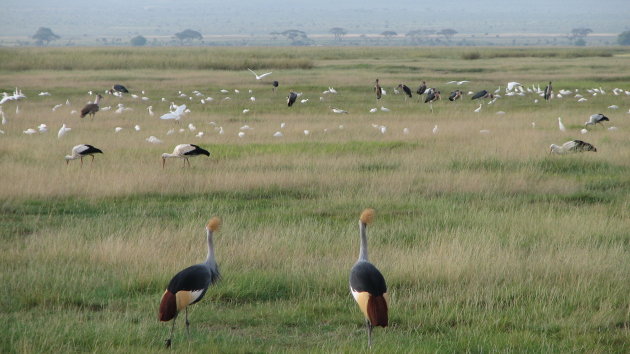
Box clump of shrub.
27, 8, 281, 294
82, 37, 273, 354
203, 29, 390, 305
462, 51, 481, 60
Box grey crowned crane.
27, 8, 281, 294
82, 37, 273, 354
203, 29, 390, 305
159, 217, 221, 348
416, 81, 427, 95
65, 144, 103, 166
374, 79, 383, 100
544, 81, 552, 101
397, 84, 412, 99
550, 140, 597, 154
161, 144, 210, 168
287, 91, 298, 107
80, 94, 103, 118
471, 90, 492, 100
585, 113, 609, 128
111, 84, 129, 93
350, 208, 388, 348
449, 90, 462, 101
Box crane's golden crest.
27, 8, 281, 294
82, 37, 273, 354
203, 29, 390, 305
207, 217, 221, 232
360, 208, 375, 225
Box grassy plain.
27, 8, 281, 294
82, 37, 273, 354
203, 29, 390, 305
1, 47, 630, 353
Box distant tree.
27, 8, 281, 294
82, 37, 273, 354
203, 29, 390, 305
406, 29, 435, 45
174, 29, 203, 43
130, 35, 147, 46
32, 27, 60, 46
329, 27, 347, 41
438, 28, 458, 41
569, 27, 592, 40
380, 31, 397, 40
280, 29, 313, 46
618, 31, 630, 45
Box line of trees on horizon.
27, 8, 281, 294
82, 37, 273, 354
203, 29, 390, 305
22, 26, 630, 47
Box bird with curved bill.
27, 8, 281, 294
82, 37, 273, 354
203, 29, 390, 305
65, 144, 103, 166
159, 217, 221, 348
162, 144, 210, 168
350, 208, 388, 348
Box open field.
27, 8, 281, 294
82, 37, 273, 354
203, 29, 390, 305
1, 47, 630, 352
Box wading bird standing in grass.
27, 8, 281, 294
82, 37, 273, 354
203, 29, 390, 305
247, 68, 272, 80
57, 123, 71, 139
272, 80, 279, 93
397, 84, 412, 100
161, 144, 210, 168
544, 81, 553, 101
350, 208, 388, 348
374, 79, 382, 100
558, 117, 566, 132
64, 144, 103, 166
416, 81, 427, 95
159, 217, 221, 348
550, 140, 597, 154
585, 113, 609, 128
287, 92, 298, 107
449, 90, 462, 101
80, 94, 103, 118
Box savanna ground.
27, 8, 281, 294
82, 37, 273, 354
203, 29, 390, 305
1, 47, 630, 353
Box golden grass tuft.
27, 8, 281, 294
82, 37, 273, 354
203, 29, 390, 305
360, 208, 375, 225
207, 216, 222, 232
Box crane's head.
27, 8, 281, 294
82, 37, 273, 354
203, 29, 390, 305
207, 217, 221, 232
360, 208, 375, 226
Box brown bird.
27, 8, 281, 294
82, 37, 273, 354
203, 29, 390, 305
80, 94, 103, 118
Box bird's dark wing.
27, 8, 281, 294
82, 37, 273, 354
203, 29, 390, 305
82, 145, 103, 154
287, 92, 297, 107
186, 144, 210, 156
417, 85, 427, 95
403, 86, 412, 97
471, 90, 487, 100
114, 84, 129, 93
167, 264, 218, 294
273, 81, 279, 87
350, 261, 387, 296
572, 140, 597, 152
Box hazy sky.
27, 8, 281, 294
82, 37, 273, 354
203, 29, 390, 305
3, 0, 629, 38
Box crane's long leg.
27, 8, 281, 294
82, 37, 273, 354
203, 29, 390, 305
185, 307, 190, 336
366, 320, 373, 348
165, 315, 178, 348
91, 155, 95, 165
80, 156, 83, 167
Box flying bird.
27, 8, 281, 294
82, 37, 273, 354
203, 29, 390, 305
80, 94, 103, 118
161, 144, 210, 168
159, 218, 221, 348
350, 208, 388, 348
247, 68, 272, 80
550, 140, 597, 154
64, 144, 103, 166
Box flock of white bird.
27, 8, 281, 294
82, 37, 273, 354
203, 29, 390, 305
1, 71, 629, 164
